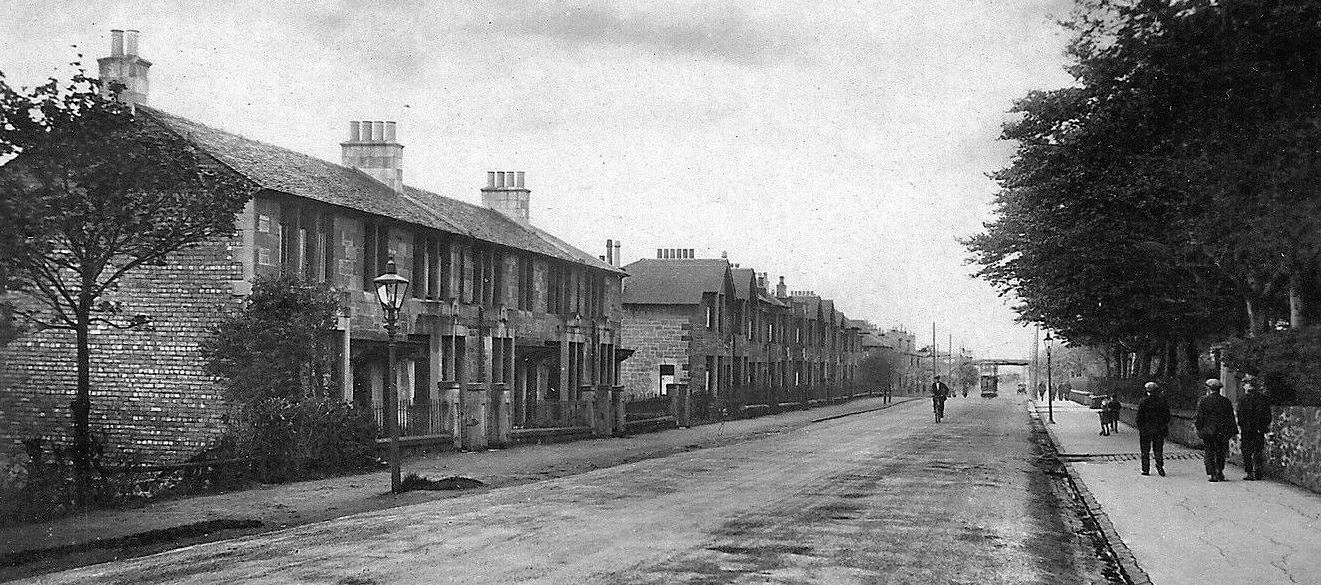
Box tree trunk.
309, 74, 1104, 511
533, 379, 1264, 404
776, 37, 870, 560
1162, 338, 1173, 380
1136, 350, 1151, 378
1183, 337, 1199, 377
1290, 271, 1306, 329
73, 292, 93, 509
1245, 296, 1264, 338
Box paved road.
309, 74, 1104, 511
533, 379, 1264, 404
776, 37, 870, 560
25, 396, 1110, 584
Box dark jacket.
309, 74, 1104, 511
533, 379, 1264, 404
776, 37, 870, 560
1135, 393, 1171, 436
1238, 391, 1272, 435
1195, 393, 1237, 439
931, 382, 950, 400
1103, 398, 1122, 417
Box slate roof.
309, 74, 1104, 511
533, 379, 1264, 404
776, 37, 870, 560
621, 259, 730, 305
731, 268, 785, 307
732, 268, 755, 298
139, 106, 621, 274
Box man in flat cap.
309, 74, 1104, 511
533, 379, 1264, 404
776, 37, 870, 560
1136, 381, 1171, 476
1196, 378, 1237, 482
1237, 376, 1272, 480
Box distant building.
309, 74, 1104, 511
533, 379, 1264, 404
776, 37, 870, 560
620, 251, 862, 403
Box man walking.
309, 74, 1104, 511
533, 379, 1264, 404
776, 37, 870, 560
1237, 377, 1272, 480
1196, 378, 1237, 482
1136, 382, 1171, 476
931, 376, 951, 422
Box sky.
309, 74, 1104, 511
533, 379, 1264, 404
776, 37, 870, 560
0, 0, 1076, 359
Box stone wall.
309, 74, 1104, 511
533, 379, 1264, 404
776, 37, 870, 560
1117, 404, 1202, 448
1243, 406, 1321, 494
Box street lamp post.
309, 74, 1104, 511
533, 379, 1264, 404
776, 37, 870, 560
373, 256, 410, 493
1044, 332, 1054, 424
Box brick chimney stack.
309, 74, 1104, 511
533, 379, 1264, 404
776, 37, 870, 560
97, 29, 152, 107
775, 276, 787, 298
341, 121, 404, 193
482, 171, 530, 224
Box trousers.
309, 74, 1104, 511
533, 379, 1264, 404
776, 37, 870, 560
1203, 434, 1231, 477
1139, 433, 1165, 472
1241, 432, 1266, 477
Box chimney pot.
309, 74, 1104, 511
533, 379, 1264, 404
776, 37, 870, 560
125, 30, 139, 56
657, 249, 663, 259
349, 121, 361, 141
371, 121, 384, 141
516, 171, 525, 188
384, 121, 397, 142
486, 171, 496, 188
110, 30, 124, 56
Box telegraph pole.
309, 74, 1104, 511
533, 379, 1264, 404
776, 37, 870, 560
947, 332, 953, 379
931, 322, 937, 390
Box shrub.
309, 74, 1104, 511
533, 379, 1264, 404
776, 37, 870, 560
0, 436, 144, 525
198, 276, 379, 486
213, 397, 379, 485
1224, 327, 1321, 406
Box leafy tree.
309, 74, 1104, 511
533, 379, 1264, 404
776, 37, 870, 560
967, 0, 1321, 374
952, 360, 979, 393
202, 275, 343, 403
0, 70, 254, 506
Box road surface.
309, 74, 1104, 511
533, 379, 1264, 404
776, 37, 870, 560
25, 396, 1111, 584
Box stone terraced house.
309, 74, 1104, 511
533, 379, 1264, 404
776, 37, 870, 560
620, 250, 863, 408
0, 31, 628, 465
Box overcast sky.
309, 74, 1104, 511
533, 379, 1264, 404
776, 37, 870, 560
1, 0, 1075, 358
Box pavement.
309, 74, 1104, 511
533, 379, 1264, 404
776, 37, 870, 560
1035, 398, 1321, 585
0, 395, 919, 581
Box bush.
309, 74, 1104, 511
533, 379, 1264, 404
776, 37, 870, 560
0, 436, 144, 525
223, 397, 379, 484
197, 276, 377, 486
1224, 327, 1321, 406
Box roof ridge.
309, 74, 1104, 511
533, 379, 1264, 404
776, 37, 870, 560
140, 105, 621, 272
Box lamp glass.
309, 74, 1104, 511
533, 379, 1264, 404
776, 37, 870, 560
372, 260, 410, 312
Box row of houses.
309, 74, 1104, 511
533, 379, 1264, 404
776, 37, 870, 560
619, 252, 875, 406
0, 31, 904, 464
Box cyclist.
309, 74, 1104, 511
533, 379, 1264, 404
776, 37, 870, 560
931, 376, 952, 422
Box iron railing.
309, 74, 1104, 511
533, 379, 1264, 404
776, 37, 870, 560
372, 401, 454, 438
